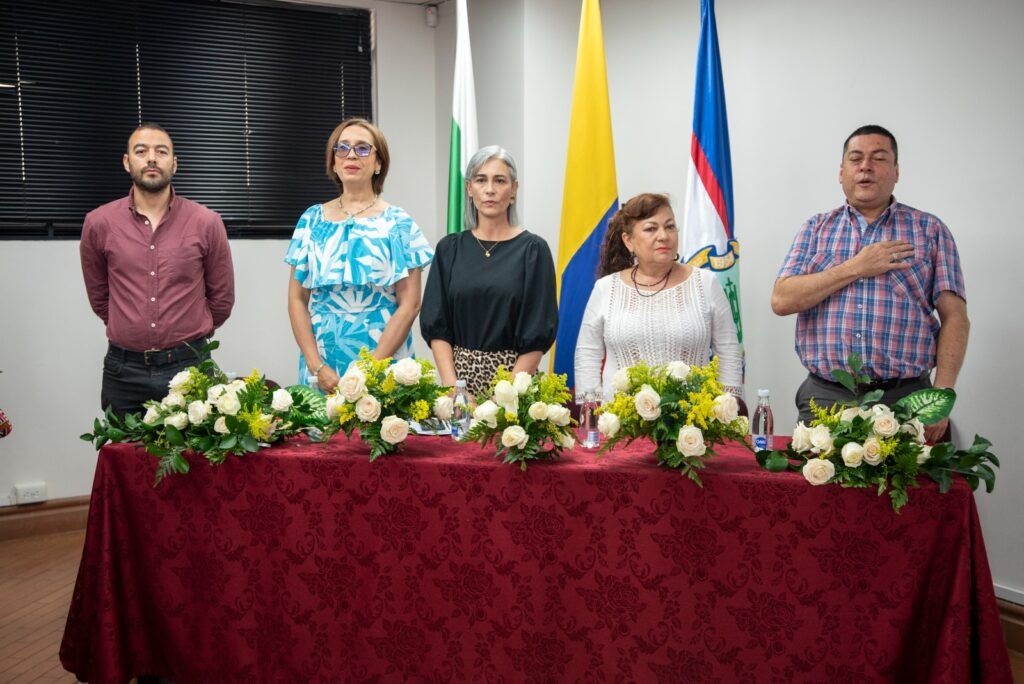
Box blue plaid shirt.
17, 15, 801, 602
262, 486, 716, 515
777, 200, 965, 380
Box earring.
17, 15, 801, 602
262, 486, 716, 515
374, 169, 380, 175
675, 253, 680, 261
630, 252, 638, 265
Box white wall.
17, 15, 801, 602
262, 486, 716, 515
0, 0, 437, 502
501, 0, 1024, 603
2, 0, 1021, 605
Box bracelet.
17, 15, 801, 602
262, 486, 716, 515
312, 362, 326, 376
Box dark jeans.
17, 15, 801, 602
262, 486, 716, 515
100, 342, 209, 418
795, 372, 931, 424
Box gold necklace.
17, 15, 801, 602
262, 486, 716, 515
339, 195, 378, 224
472, 231, 502, 258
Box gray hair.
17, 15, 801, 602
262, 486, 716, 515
463, 145, 519, 230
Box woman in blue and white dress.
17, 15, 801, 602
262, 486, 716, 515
286, 118, 434, 392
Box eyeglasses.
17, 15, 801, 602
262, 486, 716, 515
333, 142, 375, 158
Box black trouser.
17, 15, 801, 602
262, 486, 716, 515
795, 372, 931, 424
100, 340, 209, 418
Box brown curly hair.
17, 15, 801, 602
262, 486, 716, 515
597, 193, 672, 277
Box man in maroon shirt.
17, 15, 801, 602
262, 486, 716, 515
80, 123, 235, 416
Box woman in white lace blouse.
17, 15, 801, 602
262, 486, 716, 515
574, 193, 744, 402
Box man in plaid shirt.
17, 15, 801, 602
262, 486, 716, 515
772, 125, 969, 442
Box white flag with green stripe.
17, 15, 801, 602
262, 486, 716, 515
446, 0, 478, 234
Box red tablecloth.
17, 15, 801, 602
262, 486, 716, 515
61, 435, 1011, 683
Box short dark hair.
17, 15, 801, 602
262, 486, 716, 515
127, 122, 174, 152
843, 124, 897, 163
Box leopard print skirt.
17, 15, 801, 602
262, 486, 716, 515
453, 346, 518, 397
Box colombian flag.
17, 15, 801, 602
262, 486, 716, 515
552, 0, 618, 388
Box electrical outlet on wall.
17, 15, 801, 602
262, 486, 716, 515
14, 482, 47, 504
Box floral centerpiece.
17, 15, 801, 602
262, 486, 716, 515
596, 358, 749, 485
321, 349, 450, 460
757, 354, 999, 512
462, 368, 576, 470
81, 342, 327, 484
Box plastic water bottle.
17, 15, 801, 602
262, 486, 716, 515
579, 389, 600, 449
752, 389, 774, 451
451, 380, 470, 440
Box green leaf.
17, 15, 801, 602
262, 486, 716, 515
848, 353, 863, 375
889, 486, 908, 513
977, 465, 996, 493
165, 425, 186, 447
764, 452, 790, 473
861, 389, 884, 405
894, 388, 956, 424
967, 435, 993, 454
956, 454, 981, 469
240, 434, 260, 453
928, 442, 956, 462
830, 369, 857, 393
219, 435, 238, 450
936, 469, 953, 494
172, 452, 190, 474
80, 432, 94, 442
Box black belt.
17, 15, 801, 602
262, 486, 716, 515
812, 372, 927, 392
108, 337, 208, 367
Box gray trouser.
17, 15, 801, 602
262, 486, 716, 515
100, 343, 209, 418
795, 372, 931, 423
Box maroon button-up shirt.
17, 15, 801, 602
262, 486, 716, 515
80, 187, 235, 351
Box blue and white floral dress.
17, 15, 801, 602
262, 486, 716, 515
285, 204, 434, 384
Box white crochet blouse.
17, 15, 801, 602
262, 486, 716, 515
574, 268, 744, 400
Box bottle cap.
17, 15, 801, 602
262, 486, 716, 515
757, 388, 770, 398
454, 379, 467, 388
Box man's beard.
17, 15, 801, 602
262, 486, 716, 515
131, 166, 173, 193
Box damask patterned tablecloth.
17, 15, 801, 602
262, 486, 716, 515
60, 436, 1011, 683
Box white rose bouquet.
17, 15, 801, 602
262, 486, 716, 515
758, 353, 1000, 512
462, 368, 576, 470
320, 348, 449, 460
595, 358, 748, 485
81, 341, 327, 484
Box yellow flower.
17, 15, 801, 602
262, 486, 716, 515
238, 407, 275, 440
335, 403, 355, 425
380, 375, 397, 394
536, 372, 571, 404
878, 437, 899, 461
244, 369, 262, 391
684, 389, 716, 430
410, 400, 430, 422
504, 410, 519, 424
809, 398, 843, 428
357, 348, 391, 383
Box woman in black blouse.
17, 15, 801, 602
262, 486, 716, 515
420, 146, 558, 398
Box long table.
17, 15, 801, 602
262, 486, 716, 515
60, 435, 1012, 682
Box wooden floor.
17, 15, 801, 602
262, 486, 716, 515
0, 530, 1022, 683
0, 531, 83, 683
